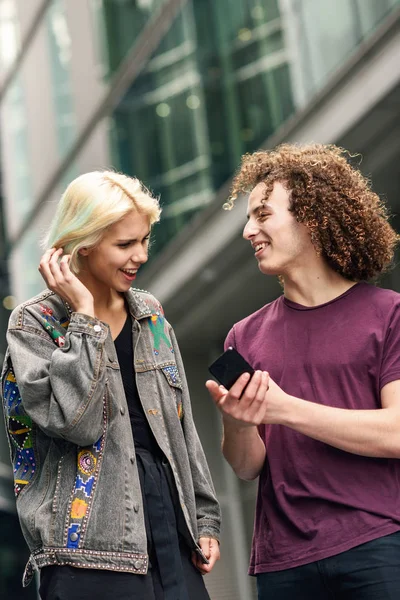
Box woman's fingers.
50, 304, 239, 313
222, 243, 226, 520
191, 538, 220, 575
39, 248, 72, 291
59, 254, 73, 281
47, 248, 63, 278
38, 247, 56, 272
38, 248, 94, 315
59, 254, 70, 267
39, 248, 60, 287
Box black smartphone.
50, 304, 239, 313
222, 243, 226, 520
208, 347, 255, 390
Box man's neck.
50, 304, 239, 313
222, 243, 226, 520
282, 265, 358, 307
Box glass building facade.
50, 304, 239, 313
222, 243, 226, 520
106, 0, 294, 255
1, 0, 399, 299
102, 0, 399, 258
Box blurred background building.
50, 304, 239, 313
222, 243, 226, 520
0, 0, 399, 597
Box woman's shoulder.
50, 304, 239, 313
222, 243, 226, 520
8, 289, 67, 331
127, 287, 165, 317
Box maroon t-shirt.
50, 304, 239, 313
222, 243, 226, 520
225, 282, 400, 574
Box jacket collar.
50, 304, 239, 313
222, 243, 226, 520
125, 288, 154, 320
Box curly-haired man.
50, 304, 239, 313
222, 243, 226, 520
206, 143, 400, 599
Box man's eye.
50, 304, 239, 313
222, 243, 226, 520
257, 212, 269, 221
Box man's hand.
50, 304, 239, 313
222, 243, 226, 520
39, 248, 95, 316
206, 370, 270, 426
192, 537, 220, 574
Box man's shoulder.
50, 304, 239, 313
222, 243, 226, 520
233, 296, 283, 334
359, 283, 400, 314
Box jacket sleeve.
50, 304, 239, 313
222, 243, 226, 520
169, 326, 221, 541
7, 309, 109, 446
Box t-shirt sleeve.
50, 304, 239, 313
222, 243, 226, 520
224, 325, 236, 352
380, 304, 400, 389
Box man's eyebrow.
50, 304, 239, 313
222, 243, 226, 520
246, 203, 272, 219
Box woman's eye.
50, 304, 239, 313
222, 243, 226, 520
118, 243, 131, 248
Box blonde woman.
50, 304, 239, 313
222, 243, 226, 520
1, 171, 220, 600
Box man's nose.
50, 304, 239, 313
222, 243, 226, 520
243, 219, 259, 240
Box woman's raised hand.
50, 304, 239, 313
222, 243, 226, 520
39, 248, 95, 316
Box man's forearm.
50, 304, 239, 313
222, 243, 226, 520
280, 395, 400, 458
222, 420, 266, 480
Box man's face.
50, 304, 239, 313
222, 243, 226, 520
243, 181, 314, 277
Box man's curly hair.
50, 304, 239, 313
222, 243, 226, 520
225, 143, 399, 281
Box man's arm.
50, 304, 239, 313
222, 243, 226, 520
206, 370, 269, 480
266, 377, 400, 458
222, 420, 266, 480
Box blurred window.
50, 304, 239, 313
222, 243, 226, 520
296, 0, 358, 94
356, 0, 400, 37
0, 0, 19, 71
100, 0, 168, 76
46, 0, 76, 158
106, 0, 294, 258
2, 80, 32, 224
286, 0, 400, 102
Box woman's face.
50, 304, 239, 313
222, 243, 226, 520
79, 210, 151, 293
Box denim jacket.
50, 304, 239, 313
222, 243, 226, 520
1, 288, 220, 586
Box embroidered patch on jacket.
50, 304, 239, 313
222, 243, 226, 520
2, 368, 36, 497
149, 306, 174, 355
78, 450, 97, 476
65, 422, 105, 549
177, 401, 183, 421
162, 365, 181, 387
39, 304, 68, 347
161, 366, 183, 420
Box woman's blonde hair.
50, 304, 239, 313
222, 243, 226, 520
43, 171, 161, 273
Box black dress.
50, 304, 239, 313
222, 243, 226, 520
39, 314, 210, 600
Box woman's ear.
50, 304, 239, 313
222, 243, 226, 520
78, 247, 90, 256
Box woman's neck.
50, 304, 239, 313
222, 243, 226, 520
77, 273, 125, 316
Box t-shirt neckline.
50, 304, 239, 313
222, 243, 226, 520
283, 282, 364, 311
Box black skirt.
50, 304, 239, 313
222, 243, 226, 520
39, 449, 209, 600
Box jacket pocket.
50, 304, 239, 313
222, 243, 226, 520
33, 439, 67, 547
159, 363, 183, 420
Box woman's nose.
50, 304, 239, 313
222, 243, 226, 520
133, 247, 148, 264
